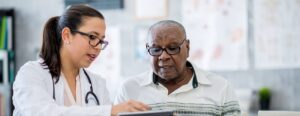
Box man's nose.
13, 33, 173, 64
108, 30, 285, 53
158, 49, 171, 60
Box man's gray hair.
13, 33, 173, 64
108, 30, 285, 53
147, 20, 186, 43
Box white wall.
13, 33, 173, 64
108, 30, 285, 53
0, 0, 64, 69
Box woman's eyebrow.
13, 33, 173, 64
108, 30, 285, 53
88, 31, 100, 36
89, 31, 106, 39
101, 35, 106, 39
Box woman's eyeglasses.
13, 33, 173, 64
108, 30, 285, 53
72, 30, 108, 50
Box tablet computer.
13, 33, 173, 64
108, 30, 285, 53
117, 110, 174, 116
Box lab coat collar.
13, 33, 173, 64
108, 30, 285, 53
53, 68, 90, 106
80, 68, 89, 106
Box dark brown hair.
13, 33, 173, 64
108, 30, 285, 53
40, 4, 104, 82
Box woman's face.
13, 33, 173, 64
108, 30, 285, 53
63, 17, 106, 68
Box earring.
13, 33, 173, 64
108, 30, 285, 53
66, 41, 70, 44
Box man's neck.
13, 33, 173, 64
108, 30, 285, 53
159, 68, 193, 95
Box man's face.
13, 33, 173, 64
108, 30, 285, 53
147, 26, 189, 81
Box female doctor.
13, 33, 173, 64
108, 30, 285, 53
12, 5, 149, 116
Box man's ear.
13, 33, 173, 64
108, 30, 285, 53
186, 39, 190, 57
61, 27, 72, 44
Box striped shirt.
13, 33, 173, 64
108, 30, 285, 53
115, 61, 241, 116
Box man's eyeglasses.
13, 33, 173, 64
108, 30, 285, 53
146, 39, 186, 56
72, 30, 108, 50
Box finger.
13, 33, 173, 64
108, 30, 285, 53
137, 102, 151, 110
129, 106, 140, 112
130, 101, 150, 111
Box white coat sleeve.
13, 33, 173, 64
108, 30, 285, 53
113, 82, 128, 105
12, 63, 112, 116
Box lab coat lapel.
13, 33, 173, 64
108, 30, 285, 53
54, 75, 65, 105
80, 69, 89, 106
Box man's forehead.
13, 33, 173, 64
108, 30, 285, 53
148, 35, 184, 46
151, 25, 180, 33
151, 26, 183, 38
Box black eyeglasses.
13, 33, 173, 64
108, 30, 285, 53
146, 39, 186, 56
72, 30, 108, 50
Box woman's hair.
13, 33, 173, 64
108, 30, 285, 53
40, 4, 104, 82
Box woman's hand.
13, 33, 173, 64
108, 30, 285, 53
111, 100, 150, 116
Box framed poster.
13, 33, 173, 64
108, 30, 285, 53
253, 0, 300, 69
135, 0, 168, 19
182, 0, 249, 71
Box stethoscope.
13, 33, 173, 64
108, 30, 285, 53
52, 69, 100, 105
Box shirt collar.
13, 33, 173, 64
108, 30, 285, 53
140, 61, 211, 86
139, 71, 154, 86
192, 62, 212, 85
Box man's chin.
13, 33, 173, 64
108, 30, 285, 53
159, 74, 176, 81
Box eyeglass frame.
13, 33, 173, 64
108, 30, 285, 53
71, 30, 108, 50
146, 38, 187, 56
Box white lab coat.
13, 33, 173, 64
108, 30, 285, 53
13, 60, 112, 116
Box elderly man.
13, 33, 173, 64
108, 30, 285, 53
115, 20, 241, 116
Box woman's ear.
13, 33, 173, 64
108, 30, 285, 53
61, 27, 72, 44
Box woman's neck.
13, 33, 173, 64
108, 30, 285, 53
61, 64, 79, 79
60, 49, 79, 79
60, 49, 79, 100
